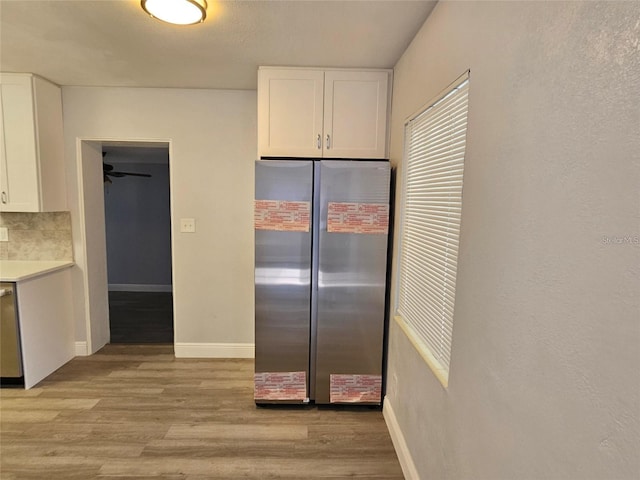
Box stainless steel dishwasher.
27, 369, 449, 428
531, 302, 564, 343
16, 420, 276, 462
1, 283, 24, 385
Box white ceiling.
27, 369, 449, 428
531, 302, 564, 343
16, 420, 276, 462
0, 0, 437, 90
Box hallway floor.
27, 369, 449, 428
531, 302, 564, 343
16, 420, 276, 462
108, 291, 173, 344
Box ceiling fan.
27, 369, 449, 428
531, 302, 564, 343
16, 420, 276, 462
103, 153, 152, 184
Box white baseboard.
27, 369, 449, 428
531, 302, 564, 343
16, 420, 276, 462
108, 284, 172, 292
383, 396, 420, 480
174, 342, 254, 359
75, 341, 88, 356
76, 341, 253, 358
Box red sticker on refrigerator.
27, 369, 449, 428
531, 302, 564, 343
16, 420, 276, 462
254, 371, 308, 401
327, 202, 389, 234
329, 374, 382, 403
255, 200, 311, 232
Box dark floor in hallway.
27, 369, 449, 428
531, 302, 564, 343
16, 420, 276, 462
108, 291, 173, 344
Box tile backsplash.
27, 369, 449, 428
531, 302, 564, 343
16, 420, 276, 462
0, 212, 73, 261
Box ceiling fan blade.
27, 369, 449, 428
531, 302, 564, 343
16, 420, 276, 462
110, 171, 152, 178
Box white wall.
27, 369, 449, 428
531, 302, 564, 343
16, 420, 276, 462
385, 2, 640, 479
63, 87, 256, 355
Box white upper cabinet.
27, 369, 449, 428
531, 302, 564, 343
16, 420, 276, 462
0, 73, 67, 212
258, 67, 390, 159
323, 70, 389, 159
258, 69, 324, 158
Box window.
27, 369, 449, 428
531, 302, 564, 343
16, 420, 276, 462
395, 72, 469, 386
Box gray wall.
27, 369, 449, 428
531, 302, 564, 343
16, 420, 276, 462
104, 156, 172, 289
385, 1, 640, 479
63, 87, 256, 355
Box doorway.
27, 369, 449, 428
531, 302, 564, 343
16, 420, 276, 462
102, 144, 173, 344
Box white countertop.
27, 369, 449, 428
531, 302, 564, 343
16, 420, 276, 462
0, 260, 75, 282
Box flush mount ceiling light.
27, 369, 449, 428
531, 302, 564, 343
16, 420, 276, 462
141, 0, 207, 25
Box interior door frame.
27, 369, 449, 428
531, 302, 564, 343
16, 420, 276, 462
75, 137, 174, 354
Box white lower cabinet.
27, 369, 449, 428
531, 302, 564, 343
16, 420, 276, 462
17, 267, 75, 389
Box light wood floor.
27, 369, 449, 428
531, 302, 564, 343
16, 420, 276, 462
0, 344, 403, 479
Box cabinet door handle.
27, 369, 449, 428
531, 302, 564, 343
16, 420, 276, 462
326, 134, 331, 150
317, 134, 321, 149
1, 191, 6, 204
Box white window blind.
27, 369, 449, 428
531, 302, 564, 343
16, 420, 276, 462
396, 73, 469, 383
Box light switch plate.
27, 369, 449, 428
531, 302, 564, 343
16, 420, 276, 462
180, 218, 196, 233
0, 227, 8, 242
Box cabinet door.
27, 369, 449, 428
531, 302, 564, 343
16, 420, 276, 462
258, 69, 324, 158
323, 71, 389, 159
0, 75, 40, 212
0, 89, 8, 206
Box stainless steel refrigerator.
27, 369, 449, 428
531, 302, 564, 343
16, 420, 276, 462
254, 159, 390, 405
